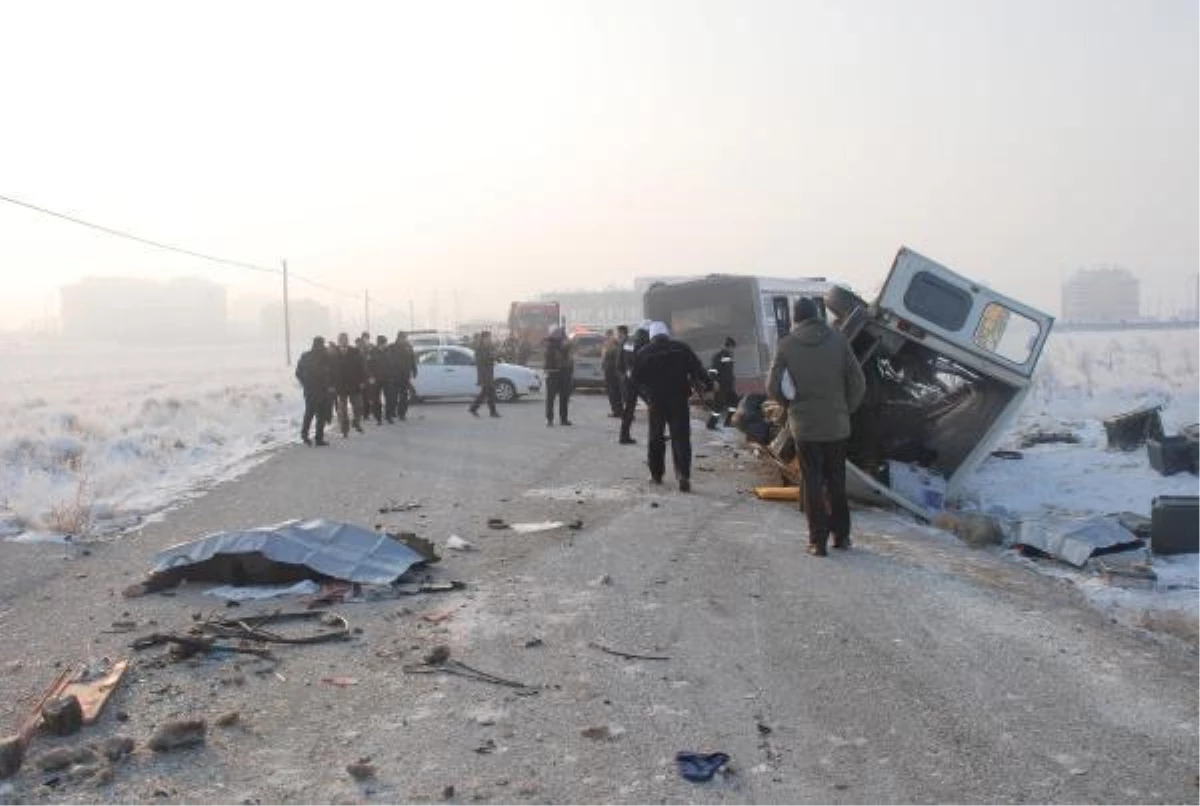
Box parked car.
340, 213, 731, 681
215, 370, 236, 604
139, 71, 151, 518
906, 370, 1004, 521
411, 345, 541, 402
568, 331, 608, 391
408, 331, 470, 351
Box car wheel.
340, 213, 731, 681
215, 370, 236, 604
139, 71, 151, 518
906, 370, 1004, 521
494, 379, 517, 403
825, 285, 867, 320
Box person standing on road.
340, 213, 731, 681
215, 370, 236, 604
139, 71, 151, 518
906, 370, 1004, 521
601, 328, 623, 418
631, 321, 711, 492
468, 330, 501, 418
392, 331, 417, 421
333, 332, 367, 437
617, 323, 647, 445
711, 336, 739, 427
767, 297, 866, 557
543, 326, 574, 426
295, 336, 333, 446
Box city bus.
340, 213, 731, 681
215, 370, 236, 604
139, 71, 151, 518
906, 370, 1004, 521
642, 274, 831, 394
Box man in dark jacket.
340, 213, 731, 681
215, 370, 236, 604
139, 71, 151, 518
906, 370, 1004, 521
295, 336, 333, 446
631, 321, 711, 492
710, 336, 739, 427
468, 331, 501, 418
601, 328, 623, 417
333, 332, 367, 437
391, 331, 417, 421
767, 297, 867, 556
616, 323, 646, 444
364, 335, 390, 425
543, 327, 573, 426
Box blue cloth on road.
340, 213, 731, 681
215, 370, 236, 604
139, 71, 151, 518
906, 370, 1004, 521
675, 751, 730, 782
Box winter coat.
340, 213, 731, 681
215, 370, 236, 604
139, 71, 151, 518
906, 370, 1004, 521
364, 346, 390, 383
711, 347, 735, 390
390, 340, 417, 379
475, 340, 497, 386
333, 346, 367, 393
631, 337, 710, 409
767, 319, 866, 443
295, 348, 333, 396
544, 337, 573, 381
601, 337, 620, 373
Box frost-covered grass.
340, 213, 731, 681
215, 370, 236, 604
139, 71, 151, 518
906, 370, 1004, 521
1, 340, 297, 539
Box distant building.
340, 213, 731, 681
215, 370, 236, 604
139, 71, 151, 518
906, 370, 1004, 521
1061, 266, 1140, 323
536, 287, 643, 329
60, 276, 226, 342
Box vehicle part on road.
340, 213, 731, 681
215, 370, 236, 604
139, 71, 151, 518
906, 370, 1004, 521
200, 610, 351, 645
0, 667, 74, 779
588, 641, 670, 661
1102, 405, 1164, 451
125, 519, 439, 597
403, 657, 535, 693
753, 486, 800, 502
493, 379, 517, 402
508, 521, 566, 534
1146, 435, 1197, 476
675, 751, 731, 782
131, 632, 274, 660
1150, 496, 1199, 555
1010, 515, 1143, 567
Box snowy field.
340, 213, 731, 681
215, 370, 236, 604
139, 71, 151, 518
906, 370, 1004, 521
959, 326, 1199, 637
0, 340, 297, 540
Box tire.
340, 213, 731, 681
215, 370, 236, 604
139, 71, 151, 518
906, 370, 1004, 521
494, 379, 517, 403
824, 285, 867, 320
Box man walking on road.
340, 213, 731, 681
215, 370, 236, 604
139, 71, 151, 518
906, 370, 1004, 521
468, 330, 501, 418
295, 336, 333, 446
631, 321, 711, 492
544, 327, 574, 426
391, 331, 417, 421
333, 332, 367, 437
616, 323, 647, 445
767, 297, 866, 557
364, 335, 389, 425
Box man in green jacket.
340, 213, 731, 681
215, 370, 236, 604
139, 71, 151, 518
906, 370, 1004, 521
767, 297, 866, 556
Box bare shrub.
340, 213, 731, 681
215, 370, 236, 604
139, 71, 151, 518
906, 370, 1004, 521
44, 471, 95, 538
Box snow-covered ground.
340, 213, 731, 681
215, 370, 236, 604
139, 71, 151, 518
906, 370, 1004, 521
959, 327, 1199, 640
0, 340, 297, 541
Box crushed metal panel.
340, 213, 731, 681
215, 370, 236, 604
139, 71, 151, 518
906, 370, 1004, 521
1010, 515, 1143, 568
150, 519, 433, 586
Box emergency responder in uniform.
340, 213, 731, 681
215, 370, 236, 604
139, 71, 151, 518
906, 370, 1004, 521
468, 330, 501, 418
710, 336, 739, 427
630, 321, 711, 492
391, 331, 417, 421
543, 326, 573, 426
295, 336, 333, 446
617, 323, 648, 444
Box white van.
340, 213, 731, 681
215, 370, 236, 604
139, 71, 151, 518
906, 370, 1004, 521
835, 247, 1054, 519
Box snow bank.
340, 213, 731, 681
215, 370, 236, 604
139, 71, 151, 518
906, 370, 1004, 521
1, 341, 298, 539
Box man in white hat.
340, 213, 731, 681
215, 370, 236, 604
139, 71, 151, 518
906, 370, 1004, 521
630, 321, 711, 491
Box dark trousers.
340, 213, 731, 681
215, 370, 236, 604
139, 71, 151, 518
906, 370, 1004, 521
397, 379, 412, 419
716, 380, 740, 425
471, 380, 497, 414
647, 400, 691, 481
619, 376, 638, 440
301, 392, 327, 442
795, 440, 851, 547
604, 367, 623, 415
545, 373, 570, 423
383, 381, 400, 421
364, 381, 383, 423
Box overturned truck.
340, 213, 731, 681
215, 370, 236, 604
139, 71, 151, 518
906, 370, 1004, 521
747, 247, 1055, 520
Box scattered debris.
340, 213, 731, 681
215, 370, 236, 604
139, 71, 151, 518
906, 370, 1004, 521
215, 711, 240, 728
933, 511, 1008, 548
424, 645, 452, 665
1147, 432, 1199, 477
523, 638, 544, 649
124, 519, 438, 597
148, 719, 207, 753
1102, 405, 1163, 451
40, 695, 83, 736
989, 450, 1024, 460
508, 521, 565, 534
486, 518, 509, 530
204, 580, 320, 602
321, 677, 359, 687
753, 487, 799, 502
421, 610, 455, 624
97, 736, 135, 762
445, 535, 475, 552
474, 739, 497, 755
35, 746, 94, 773
379, 501, 422, 513
1150, 495, 1199, 555
1010, 515, 1143, 567
588, 574, 612, 587
567, 519, 583, 530
403, 653, 534, 693
675, 751, 731, 782
392, 581, 466, 596
1017, 429, 1082, 449
580, 725, 625, 741
346, 758, 376, 780
588, 641, 670, 662
442, 785, 456, 800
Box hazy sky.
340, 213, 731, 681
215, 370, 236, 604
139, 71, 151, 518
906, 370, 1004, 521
2, 0, 1196, 329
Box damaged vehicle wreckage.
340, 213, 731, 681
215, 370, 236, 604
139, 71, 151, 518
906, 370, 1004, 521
670, 246, 1055, 520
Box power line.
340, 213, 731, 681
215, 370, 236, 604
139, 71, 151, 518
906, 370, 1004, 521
0, 192, 278, 275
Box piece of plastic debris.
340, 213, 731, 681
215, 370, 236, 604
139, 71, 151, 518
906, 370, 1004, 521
321, 676, 359, 687
676, 751, 731, 782
508, 521, 566, 534
445, 535, 474, 551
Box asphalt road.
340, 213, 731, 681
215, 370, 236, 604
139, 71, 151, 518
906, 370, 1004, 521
0, 393, 1196, 804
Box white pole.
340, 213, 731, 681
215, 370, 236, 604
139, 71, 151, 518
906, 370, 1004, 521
282, 259, 292, 366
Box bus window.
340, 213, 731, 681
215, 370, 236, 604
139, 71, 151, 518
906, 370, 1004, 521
772, 296, 791, 337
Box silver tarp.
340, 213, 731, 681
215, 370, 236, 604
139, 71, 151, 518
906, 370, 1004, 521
150, 519, 432, 585
1010, 515, 1143, 568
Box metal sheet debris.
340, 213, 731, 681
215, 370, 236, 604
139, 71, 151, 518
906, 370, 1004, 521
1010, 515, 1143, 567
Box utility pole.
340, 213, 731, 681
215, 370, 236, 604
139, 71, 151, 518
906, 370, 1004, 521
409, 299, 415, 330
364, 290, 371, 334
282, 259, 292, 367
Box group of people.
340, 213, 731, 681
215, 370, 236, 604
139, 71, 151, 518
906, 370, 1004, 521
295, 294, 867, 557
294, 331, 419, 445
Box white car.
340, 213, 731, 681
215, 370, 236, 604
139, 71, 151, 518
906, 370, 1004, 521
412, 346, 542, 402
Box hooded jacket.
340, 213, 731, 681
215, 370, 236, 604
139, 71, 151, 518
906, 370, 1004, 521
767, 319, 866, 442
631, 336, 710, 408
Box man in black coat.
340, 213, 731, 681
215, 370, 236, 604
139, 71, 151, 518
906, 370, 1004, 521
295, 336, 333, 446
631, 321, 712, 492
390, 331, 418, 421
364, 335, 391, 425
468, 331, 501, 418
543, 327, 573, 426
333, 332, 366, 437
617, 323, 647, 445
